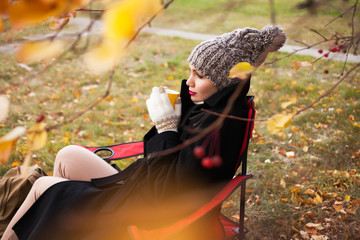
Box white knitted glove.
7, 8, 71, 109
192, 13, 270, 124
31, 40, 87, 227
146, 87, 181, 133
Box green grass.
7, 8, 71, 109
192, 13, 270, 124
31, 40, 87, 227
1, 1, 359, 239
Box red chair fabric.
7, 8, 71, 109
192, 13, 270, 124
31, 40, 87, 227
79, 141, 144, 162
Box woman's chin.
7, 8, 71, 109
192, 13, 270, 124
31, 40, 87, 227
190, 95, 199, 102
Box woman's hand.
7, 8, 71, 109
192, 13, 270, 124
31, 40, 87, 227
146, 87, 181, 133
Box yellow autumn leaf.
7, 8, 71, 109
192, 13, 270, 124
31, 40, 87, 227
27, 122, 47, 151
0, 127, 26, 164
8, 0, 90, 29
0, 95, 10, 122
267, 113, 295, 134
86, 0, 162, 73
104, 0, 162, 41
16, 40, 65, 63
304, 189, 316, 195
314, 193, 323, 205
104, 6, 136, 41
228, 62, 254, 79
291, 184, 303, 193
280, 178, 286, 188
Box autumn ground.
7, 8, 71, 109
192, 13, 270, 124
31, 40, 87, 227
1, 0, 360, 239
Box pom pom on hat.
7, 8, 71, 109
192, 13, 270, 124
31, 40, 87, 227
188, 25, 286, 90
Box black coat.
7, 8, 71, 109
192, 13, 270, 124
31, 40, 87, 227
13, 79, 251, 240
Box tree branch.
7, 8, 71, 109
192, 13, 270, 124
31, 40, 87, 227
325, 1, 357, 27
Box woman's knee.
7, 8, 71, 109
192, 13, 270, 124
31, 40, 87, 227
54, 145, 84, 168
55, 145, 83, 162
31, 176, 68, 199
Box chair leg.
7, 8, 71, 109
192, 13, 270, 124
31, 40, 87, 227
238, 180, 247, 240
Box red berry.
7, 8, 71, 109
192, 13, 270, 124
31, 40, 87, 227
201, 157, 213, 169
211, 155, 223, 167
338, 44, 344, 49
193, 146, 206, 159
36, 114, 46, 123
330, 46, 339, 52
324, 69, 329, 74
318, 49, 323, 54
343, 49, 347, 53
323, 53, 329, 58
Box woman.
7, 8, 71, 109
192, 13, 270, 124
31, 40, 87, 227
2, 25, 286, 240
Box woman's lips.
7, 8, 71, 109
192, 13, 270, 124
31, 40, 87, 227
189, 90, 196, 95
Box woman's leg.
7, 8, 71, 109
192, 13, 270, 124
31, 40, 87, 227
1, 176, 68, 240
53, 145, 118, 181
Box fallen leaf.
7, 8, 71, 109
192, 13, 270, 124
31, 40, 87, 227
291, 184, 303, 192
300, 230, 309, 239
313, 193, 323, 205
304, 189, 316, 195
298, 197, 313, 205
11, 161, 21, 168
335, 108, 343, 113
302, 146, 309, 152
286, 151, 295, 158
311, 235, 329, 240
223, 200, 235, 208
348, 115, 355, 121
280, 178, 286, 188
306, 223, 322, 228
231, 214, 240, 221
333, 204, 343, 213
293, 60, 312, 71
333, 179, 341, 186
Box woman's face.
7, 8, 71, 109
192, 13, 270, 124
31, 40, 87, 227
186, 64, 218, 102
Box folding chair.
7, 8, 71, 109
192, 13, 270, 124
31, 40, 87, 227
81, 96, 255, 240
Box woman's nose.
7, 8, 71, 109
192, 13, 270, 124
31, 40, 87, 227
186, 75, 194, 87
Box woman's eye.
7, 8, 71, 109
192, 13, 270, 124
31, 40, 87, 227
196, 73, 204, 79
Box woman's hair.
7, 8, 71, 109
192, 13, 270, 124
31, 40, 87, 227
188, 25, 286, 90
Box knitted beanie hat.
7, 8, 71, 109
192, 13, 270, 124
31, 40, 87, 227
187, 25, 286, 90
